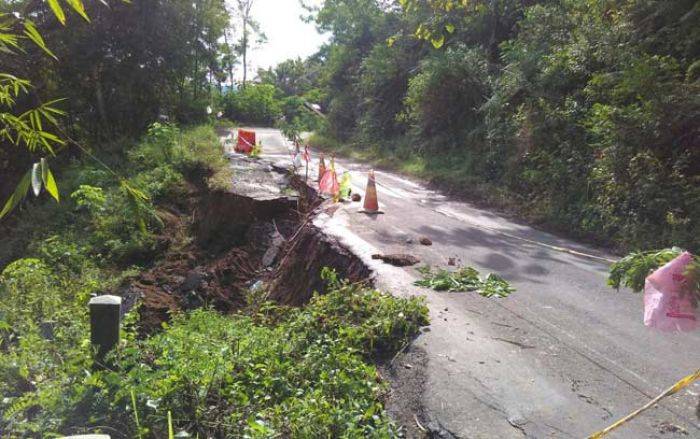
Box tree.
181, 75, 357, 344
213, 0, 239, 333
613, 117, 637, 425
301, 0, 700, 251
1, 0, 233, 219
0, 0, 95, 218
221, 26, 238, 87
233, 0, 266, 87
257, 58, 316, 96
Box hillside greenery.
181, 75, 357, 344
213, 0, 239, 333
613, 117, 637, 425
283, 0, 700, 252
0, 122, 428, 436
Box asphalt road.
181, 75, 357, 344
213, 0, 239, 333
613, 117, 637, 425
239, 128, 700, 438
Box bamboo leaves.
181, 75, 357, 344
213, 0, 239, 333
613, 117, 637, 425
0, 0, 93, 219
47, 0, 91, 26
23, 20, 57, 59
0, 159, 60, 219
0, 171, 31, 219
47, 0, 67, 25
43, 159, 60, 202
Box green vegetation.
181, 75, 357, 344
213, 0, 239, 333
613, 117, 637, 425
1, 1, 427, 437
608, 248, 700, 298
290, 0, 700, 252
1, 0, 231, 219
0, 122, 229, 434
1, 123, 229, 268
415, 266, 516, 298
221, 83, 282, 125
0, 121, 428, 436
105, 280, 426, 438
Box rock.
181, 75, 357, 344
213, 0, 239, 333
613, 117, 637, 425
656, 421, 688, 435
262, 229, 286, 267
371, 253, 420, 267
419, 237, 432, 246
351, 193, 362, 202
426, 421, 456, 438
181, 270, 205, 291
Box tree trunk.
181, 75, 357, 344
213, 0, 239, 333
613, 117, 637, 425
242, 25, 248, 88
93, 65, 109, 135
224, 29, 235, 88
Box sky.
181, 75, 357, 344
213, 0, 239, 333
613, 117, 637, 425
232, 0, 329, 80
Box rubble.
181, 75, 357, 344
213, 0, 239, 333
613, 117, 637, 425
372, 253, 420, 267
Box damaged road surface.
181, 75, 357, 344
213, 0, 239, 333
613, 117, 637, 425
120, 149, 370, 334
235, 128, 700, 439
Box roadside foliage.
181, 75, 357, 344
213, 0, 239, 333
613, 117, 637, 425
0, 122, 428, 436
297, 0, 700, 253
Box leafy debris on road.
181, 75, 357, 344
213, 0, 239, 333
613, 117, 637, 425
415, 266, 515, 298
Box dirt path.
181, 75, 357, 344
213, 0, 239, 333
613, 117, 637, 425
233, 128, 700, 438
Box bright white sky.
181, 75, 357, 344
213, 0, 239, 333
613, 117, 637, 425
231, 0, 328, 80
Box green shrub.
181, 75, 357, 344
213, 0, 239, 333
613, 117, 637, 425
221, 84, 283, 125
1, 271, 428, 437
404, 45, 489, 143
0, 258, 106, 435
104, 283, 426, 438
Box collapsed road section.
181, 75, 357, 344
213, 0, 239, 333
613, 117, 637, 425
118, 150, 371, 334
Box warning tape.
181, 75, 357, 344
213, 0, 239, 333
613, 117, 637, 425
587, 368, 700, 438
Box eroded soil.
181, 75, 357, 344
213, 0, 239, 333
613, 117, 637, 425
118, 154, 372, 334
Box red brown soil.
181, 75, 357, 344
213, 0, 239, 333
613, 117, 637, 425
267, 223, 372, 306
120, 165, 372, 334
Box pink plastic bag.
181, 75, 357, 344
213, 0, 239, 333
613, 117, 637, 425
319, 158, 339, 198
644, 252, 698, 332
318, 169, 339, 197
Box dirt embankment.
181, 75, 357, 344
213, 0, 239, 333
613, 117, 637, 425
118, 156, 371, 333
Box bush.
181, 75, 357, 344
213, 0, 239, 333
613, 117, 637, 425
1, 274, 428, 437
404, 45, 489, 143
221, 84, 283, 125
0, 258, 109, 435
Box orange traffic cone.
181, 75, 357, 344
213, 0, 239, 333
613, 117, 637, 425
359, 170, 383, 214
318, 154, 326, 182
